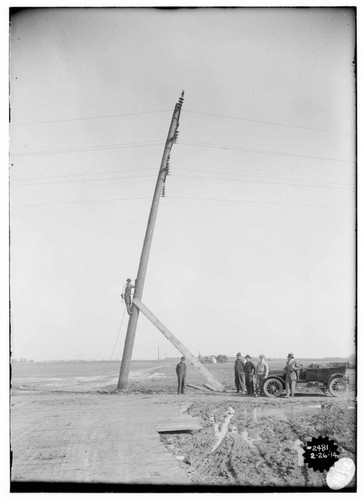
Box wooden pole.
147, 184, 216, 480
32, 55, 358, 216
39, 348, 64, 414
133, 297, 225, 392
117, 92, 184, 391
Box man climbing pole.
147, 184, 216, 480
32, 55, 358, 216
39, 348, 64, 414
121, 278, 135, 315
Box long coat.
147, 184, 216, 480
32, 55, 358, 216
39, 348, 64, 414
234, 358, 245, 392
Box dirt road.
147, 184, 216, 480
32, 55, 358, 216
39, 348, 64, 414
11, 389, 356, 491
11, 391, 195, 486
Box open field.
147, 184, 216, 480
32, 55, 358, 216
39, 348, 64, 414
10, 359, 356, 492
11, 357, 355, 394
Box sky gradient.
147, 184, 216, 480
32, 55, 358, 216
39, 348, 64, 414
10, 7, 356, 361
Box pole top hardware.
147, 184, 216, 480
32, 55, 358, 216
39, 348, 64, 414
177, 90, 185, 108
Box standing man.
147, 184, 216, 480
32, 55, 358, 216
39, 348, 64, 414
284, 352, 299, 398
176, 356, 187, 395
244, 355, 256, 396
121, 278, 135, 315
234, 353, 245, 394
255, 354, 269, 396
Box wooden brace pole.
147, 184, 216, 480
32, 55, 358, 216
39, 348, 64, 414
132, 297, 225, 392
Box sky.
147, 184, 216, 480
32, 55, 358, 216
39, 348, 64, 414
9, 7, 356, 361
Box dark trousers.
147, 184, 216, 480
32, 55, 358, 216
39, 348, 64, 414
125, 294, 132, 315
245, 372, 255, 395
235, 372, 246, 393
177, 374, 185, 394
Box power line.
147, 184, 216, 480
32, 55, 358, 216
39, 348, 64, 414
10, 109, 171, 127
10, 140, 164, 158
183, 109, 352, 136
177, 167, 353, 189
179, 141, 355, 164
11, 169, 354, 192
10, 107, 352, 137
10, 138, 354, 164
172, 173, 354, 191
10, 193, 353, 210
11, 196, 152, 208
11, 167, 156, 182
11, 170, 353, 191
167, 195, 354, 210
12, 174, 156, 187
11, 165, 352, 190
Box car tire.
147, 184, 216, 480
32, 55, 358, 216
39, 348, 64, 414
263, 377, 283, 398
328, 377, 348, 397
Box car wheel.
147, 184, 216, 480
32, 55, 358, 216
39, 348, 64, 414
328, 377, 348, 397
263, 378, 283, 398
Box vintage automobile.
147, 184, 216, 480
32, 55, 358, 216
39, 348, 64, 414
262, 362, 349, 398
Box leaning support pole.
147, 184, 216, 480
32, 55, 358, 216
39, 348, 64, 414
117, 92, 184, 391
133, 297, 225, 392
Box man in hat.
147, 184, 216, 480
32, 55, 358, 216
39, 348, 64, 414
176, 356, 187, 395
121, 278, 135, 315
284, 352, 299, 398
255, 354, 269, 396
243, 355, 256, 396
234, 353, 246, 394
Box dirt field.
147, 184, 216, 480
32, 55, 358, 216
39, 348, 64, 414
10, 359, 356, 492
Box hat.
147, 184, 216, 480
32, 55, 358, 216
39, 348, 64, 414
245, 354, 251, 359
126, 278, 132, 282
236, 352, 241, 357
288, 352, 294, 358
259, 354, 265, 358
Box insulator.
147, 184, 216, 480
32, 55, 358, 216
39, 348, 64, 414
161, 184, 166, 197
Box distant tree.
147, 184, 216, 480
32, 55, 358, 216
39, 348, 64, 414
217, 354, 228, 363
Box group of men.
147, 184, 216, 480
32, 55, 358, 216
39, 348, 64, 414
234, 352, 299, 397
176, 352, 299, 397
234, 353, 269, 396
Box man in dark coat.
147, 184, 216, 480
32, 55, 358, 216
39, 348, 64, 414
234, 353, 246, 393
176, 356, 187, 394
244, 355, 256, 396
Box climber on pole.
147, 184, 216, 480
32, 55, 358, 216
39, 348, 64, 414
121, 278, 135, 315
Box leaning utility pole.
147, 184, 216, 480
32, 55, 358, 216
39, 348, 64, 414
117, 92, 184, 391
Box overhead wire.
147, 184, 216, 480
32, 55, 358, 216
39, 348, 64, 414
167, 195, 354, 210
10, 109, 172, 127
11, 167, 157, 182
12, 173, 156, 187
10, 193, 353, 210
171, 173, 354, 191
11, 170, 353, 191
10, 166, 352, 190
177, 167, 353, 189
10, 138, 353, 164
183, 109, 353, 136
10, 106, 352, 137
179, 140, 355, 164
11, 196, 152, 208
10, 140, 164, 157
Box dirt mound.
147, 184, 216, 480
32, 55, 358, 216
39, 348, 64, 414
160, 399, 356, 488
